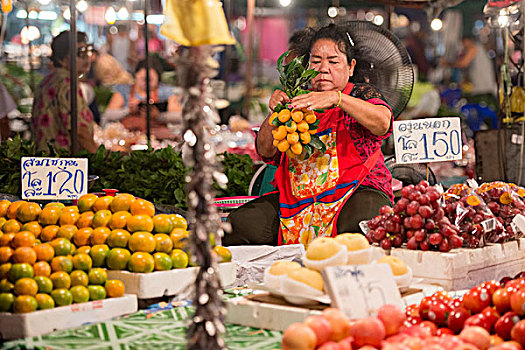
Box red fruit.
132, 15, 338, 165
380, 205, 393, 215
510, 290, 525, 316
380, 238, 392, 250
447, 307, 471, 334
407, 201, 420, 216
482, 280, 501, 296
419, 239, 430, 251
337, 337, 354, 350
377, 304, 406, 336
419, 194, 431, 205
463, 287, 491, 313
419, 296, 434, 320
408, 191, 422, 202
495, 312, 520, 340
401, 186, 413, 198
491, 341, 524, 350
317, 341, 343, 350
281, 322, 317, 350
414, 229, 426, 242
349, 317, 385, 348
407, 237, 418, 250
427, 189, 441, 202
428, 301, 451, 326
494, 288, 512, 314
436, 328, 455, 336
449, 234, 464, 249
428, 233, 443, 245
425, 219, 436, 231
411, 214, 424, 229
322, 308, 351, 342
373, 227, 387, 241
396, 198, 409, 212
418, 205, 433, 219
511, 320, 525, 346
419, 320, 438, 336
459, 326, 491, 350
304, 315, 333, 347
464, 314, 492, 332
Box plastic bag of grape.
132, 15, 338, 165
475, 181, 525, 240
443, 185, 506, 247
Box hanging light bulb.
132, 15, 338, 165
117, 7, 129, 20
431, 18, 443, 31
105, 7, 117, 25
279, 0, 291, 7
37, 0, 51, 5
76, 0, 88, 13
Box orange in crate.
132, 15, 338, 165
91, 227, 111, 245
76, 211, 95, 228
0, 246, 14, 264
74, 227, 93, 246
59, 211, 79, 226
108, 211, 131, 230
21, 222, 42, 237
7, 201, 27, 220
11, 231, 36, 248
104, 279, 125, 298
126, 215, 154, 233
16, 202, 41, 223
56, 224, 78, 241
40, 225, 59, 242
34, 243, 55, 262
38, 206, 61, 226
128, 231, 155, 253
0, 199, 10, 217
12, 247, 37, 265
77, 194, 98, 213
130, 199, 155, 217
0, 233, 15, 247
92, 196, 113, 212
2, 220, 21, 234
109, 194, 136, 212
33, 261, 51, 277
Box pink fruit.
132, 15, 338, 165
322, 308, 351, 342
378, 304, 406, 336
337, 337, 354, 350
282, 322, 317, 350
304, 315, 333, 347
349, 316, 386, 348
317, 341, 343, 350
511, 320, 525, 346
492, 342, 524, 350
459, 326, 491, 350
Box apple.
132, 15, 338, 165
464, 314, 493, 333
419, 320, 438, 336
378, 304, 406, 336
322, 308, 351, 342
304, 315, 333, 347
511, 320, 525, 346
447, 307, 471, 334
511, 290, 525, 316
337, 337, 354, 350
428, 300, 452, 327
493, 288, 512, 314
495, 312, 521, 340
436, 328, 455, 337
462, 287, 491, 313
282, 322, 317, 350
349, 316, 386, 348
459, 326, 491, 350
317, 341, 343, 350
481, 280, 501, 296
419, 296, 434, 320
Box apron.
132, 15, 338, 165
276, 83, 381, 247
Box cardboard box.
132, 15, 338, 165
0, 294, 138, 341
390, 239, 525, 290
106, 262, 236, 299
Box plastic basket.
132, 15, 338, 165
214, 196, 258, 209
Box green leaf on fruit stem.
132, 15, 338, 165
313, 109, 325, 113
309, 119, 320, 129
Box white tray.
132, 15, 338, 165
0, 294, 138, 340
106, 262, 237, 299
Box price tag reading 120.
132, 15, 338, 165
21, 157, 88, 200
393, 117, 463, 164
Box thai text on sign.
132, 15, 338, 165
393, 117, 463, 164
21, 157, 88, 200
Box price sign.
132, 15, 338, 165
21, 157, 88, 200
393, 117, 463, 164
322, 264, 403, 319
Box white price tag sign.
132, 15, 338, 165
322, 264, 403, 319
393, 117, 463, 164
21, 157, 88, 200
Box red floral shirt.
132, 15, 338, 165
258, 83, 394, 202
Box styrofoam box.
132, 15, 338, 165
390, 239, 525, 290
0, 294, 138, 341
106, 262, 237, 299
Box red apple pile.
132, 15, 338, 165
366, 180, 463, 252
282, 304, 505, 349
476, 182, 525, 241
443, 187, 506, 247
406, 277, 525, 349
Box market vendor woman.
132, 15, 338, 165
223, 24, 393, 246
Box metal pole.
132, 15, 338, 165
25, 4, 34, 92
70, 0, 78, 154
143, 0, 151, 144
243, 0, 255, 118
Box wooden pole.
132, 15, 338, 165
144, 0, 151, 144
70, 0, 78, 154
243, 0, 255, 118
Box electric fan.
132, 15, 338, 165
342, 21, 415, 119
385, 155, 437, 187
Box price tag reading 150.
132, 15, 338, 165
21, 157, 88, 200
393, 117, 463, 164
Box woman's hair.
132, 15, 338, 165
309, 23, 356, 65
135, 57, 163, 79
289, 27, 315, 62
50, 30, 88, 68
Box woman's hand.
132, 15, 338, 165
269, 89, 289, 112
290, 91, 339, 110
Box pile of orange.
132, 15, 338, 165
0, 200, 125, 313
269, 108, 320, 159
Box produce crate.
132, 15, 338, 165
0, 294, 138, 341
390, 239, 525, 290
106, 262, 237, 299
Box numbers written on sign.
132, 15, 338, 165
21, 157, 88, 200
393, 117, 463, 164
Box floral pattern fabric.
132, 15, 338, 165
32, 68, 95, 152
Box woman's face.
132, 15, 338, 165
135, 68, 159, 91
59, 41, 91, 75
309, 38, 356, 92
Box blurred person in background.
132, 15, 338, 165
103, 57, 181, 137
0, 79, 16, 141
32, 30, 97, 153
108, 25, 135, 72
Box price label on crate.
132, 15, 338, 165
393, 117, 463, 164
21, 157, 88, 200
322, 264, 403, 319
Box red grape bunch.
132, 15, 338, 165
367, 180, 463, 252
